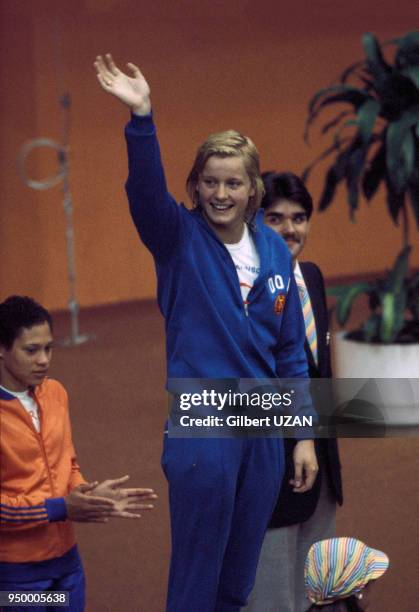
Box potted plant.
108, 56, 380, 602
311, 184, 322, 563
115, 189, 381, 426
303, 30, 419, 385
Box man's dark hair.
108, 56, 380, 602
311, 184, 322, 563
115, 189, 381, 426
261, 171, 313, 219
0, 296, 53, 350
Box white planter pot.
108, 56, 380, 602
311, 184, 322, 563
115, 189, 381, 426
332, 331, 419, 427
333, 331, 419, 377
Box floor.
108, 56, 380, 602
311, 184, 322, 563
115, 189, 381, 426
46, 298, 419, 611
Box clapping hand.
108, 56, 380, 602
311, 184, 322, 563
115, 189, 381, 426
90, 475, 157, 519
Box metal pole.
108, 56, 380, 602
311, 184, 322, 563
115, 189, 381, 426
18, 138, 91, 347
17, 20, 91, 346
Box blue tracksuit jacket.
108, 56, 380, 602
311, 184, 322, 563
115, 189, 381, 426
125, 114, 308, 382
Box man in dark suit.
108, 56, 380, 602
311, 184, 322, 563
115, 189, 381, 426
245, 172, 343, 612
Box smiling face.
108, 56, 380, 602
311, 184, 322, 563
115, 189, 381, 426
264, 199, 310, 263
197, 155, 255, 244
0, 322, 53, 392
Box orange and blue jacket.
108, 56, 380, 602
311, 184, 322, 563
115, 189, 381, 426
0, 378, 85, 564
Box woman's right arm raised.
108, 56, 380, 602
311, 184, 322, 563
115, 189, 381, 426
94, 54, 181, 261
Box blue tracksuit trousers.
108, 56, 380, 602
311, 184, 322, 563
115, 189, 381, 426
162, 435, 284, 612
0, 562, 85, 611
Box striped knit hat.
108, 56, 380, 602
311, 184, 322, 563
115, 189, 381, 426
304, 537, 389, 605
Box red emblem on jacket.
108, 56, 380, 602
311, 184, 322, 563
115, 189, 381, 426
274, 294, 286, 314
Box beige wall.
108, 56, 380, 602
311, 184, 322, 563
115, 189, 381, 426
1, 0, 418, 310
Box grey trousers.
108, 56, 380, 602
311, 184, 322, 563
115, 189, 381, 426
243, 471, 336, 612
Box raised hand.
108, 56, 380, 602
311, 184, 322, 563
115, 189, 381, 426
90, 475, 157, 519
94, 53, 151, 116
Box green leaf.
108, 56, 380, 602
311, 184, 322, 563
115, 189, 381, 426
333, 120, 357, 148
362, 33, 391, 85
380, 293, 395, 342
402, 66, 419, 91
308, 85, 368, 116
379, 290, 406, 342
305, 86, 369, 141
321, 110, 351, 135
316, 140, 359, 211
333, 282, 372, 326
362, 142, 385, 200
339, 60, 365, 83
393, 31, 419, 71
409, 186, 419, 229
359, 76, 375, 90
386, 106, 419, 193
346, 184, 359, 214
377, 249, 410, 342
384, 176, 403, 225
326, 285, 355, 297
401, 130, 415, 180
377, 73, 419, 121
318, 167, 340, 211
407, 272, 419, 319
392, 31, 419, 48
386, 246, 411, 294
357, 99, 381, 142
345, 142, 371, 214
362, 33, 388, 64
301, 137, 351, 183
362, 313, 380, 341
408, 169, 419, 229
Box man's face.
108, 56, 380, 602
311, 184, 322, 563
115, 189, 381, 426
0, 322, 53, 392
264, 199, 310, 262
197, 155, 255, 243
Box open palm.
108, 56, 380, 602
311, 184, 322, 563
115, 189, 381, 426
94, 54, 151, 114
90, 475, 156, 519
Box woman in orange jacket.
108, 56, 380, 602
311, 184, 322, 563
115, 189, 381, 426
0, 295, 156, 611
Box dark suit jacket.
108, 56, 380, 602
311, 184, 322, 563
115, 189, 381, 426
269, 261, 343, 529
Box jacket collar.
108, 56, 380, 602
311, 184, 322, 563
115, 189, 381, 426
192, 207, 272, 282
0, 380, 46, 401
0, 386, 16, 400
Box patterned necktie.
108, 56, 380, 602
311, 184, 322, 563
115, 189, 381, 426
294, 270, 318, 366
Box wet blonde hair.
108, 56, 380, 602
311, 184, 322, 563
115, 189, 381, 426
186, 130, 265, 220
